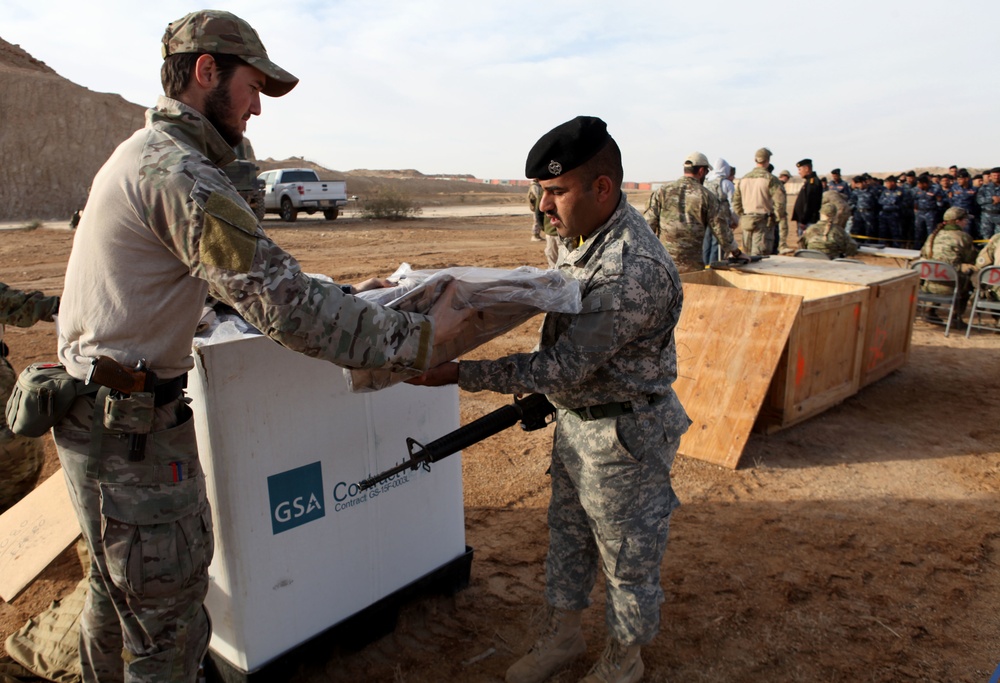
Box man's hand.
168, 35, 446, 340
430, 280, 475, 347
352, 277, 394, 293
406, 361, 459, 387
731, 249, 750, 264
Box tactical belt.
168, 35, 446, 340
153, 374, 187, 406
565, 395, 663, 421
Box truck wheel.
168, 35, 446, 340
324, 208, 339, 221
280, 197, 297, 222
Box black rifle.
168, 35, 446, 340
709, 254, 766, 270
357, 393, 556, 491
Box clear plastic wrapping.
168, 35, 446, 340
346, 264, 581, 392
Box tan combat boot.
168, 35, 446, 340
578, 639, 643, 683
505, 607, 586, 683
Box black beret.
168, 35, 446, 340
991, 167, 1000, 174
958, 169, 970, 178
885, 175, 897, 182
831, 168, 841, 175
525, 116, 610, 180
852, 176, 864, 183
796, 158, 812, 167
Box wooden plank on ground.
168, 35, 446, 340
674, 283, 800, 468
0, 469, 81, 602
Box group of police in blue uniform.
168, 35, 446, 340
819, 166, 1000, 249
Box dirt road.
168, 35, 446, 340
1, 215, 998, 682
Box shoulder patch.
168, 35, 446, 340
200, 191, 259, 273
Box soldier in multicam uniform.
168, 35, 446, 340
919, 207, 976, 325
820, 188, 851, 232
976, 167, 1000, 240
732, 147, 790, 255
528, 180, 545, 242
797, 204, 858, 258
53, 11, 470, 683
914, 174, 946, 247
644, 152, 743, 271
974, 231, 1000, 301
529, 180, 560, 267
411, 116, 690, 683
0, 283, 60, 513
877, 176, 907, 247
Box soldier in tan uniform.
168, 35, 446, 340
732, 147, 789, 255
643, 152, 743, 273
52, 11, 471, 682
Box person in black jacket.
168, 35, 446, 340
792, 158, 823, 235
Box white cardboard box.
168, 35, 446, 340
187, 335, 465, 672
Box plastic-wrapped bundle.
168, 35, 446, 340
346, 264, 581, 392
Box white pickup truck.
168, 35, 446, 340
258, 168, 348, 221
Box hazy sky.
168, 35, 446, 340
6, 0, 999, 182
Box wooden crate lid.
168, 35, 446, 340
674, 283, 801, 469
727, 255, 916, 287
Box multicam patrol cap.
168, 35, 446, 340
943, 206, 968, 222
162, 10, 298, 97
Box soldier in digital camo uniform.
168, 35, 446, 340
52, 10, 470, 682
0, 283, 60, 513
409, 116, 690, 683
644, 152, 743, 271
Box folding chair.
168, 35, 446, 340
965, 265, 1000, 338
833, 258, 864, 264
793, 249, 831, 260
909, 259, 961, 336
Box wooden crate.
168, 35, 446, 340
719, 257, 918, 387
675, 269, 869, 468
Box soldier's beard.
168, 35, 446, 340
204, 85, 243, 148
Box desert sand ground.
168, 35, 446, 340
1, 209, 999, 683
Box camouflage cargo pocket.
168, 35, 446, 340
100, 475, 213, 599
102, 392, 154, 434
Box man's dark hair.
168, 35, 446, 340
579, 139, 624, 190
161, 53, 245, 99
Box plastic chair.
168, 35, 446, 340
909, 259, 961, 337
965, 265, 1000, 338
833, 258, 864, 264
793, 249, 831, 260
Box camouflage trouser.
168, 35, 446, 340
738, 214, 773, 256
980, 213, 1000, 240
0, 358, 44, 514
545, 403, 682, 646
54, 391, 214, 683
914, 211, 937, 247
878, 212, 902, 247
852, 209, 876, 238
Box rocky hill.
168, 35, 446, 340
0, 37, 146, 221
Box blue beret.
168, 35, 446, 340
525, 116, 610, 180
